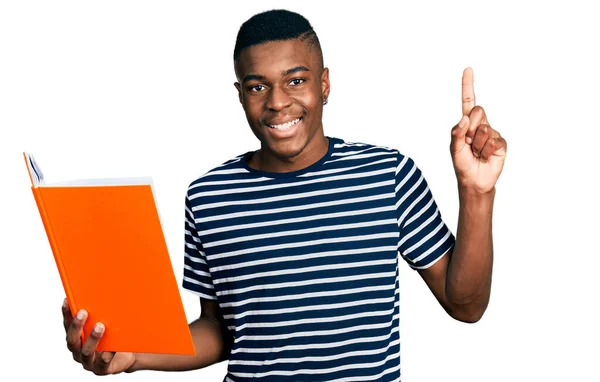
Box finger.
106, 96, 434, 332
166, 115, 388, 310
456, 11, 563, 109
481, 137, 506, 160
450, 115, 470, 153
98, 351, 116, 365
80, 323, 105, 370
479, 137, 497, 160
62, 298, 72, 332
471, 124, 492, 158
462, 67, 475, 116
466, 106, 488, 141
93, 351, 116, 375
66, 309, 86, 356
479, 136, 507, 160
488, 126, 502, 139
491, 136, 507, 157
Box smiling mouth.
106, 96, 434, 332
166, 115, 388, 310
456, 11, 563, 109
267, 117, 302, 131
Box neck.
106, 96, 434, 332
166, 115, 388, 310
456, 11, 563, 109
249, 132, 329, 173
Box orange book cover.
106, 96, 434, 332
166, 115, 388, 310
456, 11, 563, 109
23, 152, 195, 355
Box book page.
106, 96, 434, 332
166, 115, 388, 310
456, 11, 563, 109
44, 177, 153, 187
24, 152, 45, 187
24, 152, 153, 188
23, 152, 164, 229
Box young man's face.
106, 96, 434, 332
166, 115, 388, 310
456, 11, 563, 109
234, 38, 330, 160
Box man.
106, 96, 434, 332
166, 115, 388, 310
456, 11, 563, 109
62, 9, 506, 381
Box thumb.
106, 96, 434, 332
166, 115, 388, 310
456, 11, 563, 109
450, 115, 470, 154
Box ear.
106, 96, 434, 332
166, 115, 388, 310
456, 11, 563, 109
234, 82, 243, 104
321, 67, 330, 103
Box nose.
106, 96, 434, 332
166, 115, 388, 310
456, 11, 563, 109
266, 85, 293, 111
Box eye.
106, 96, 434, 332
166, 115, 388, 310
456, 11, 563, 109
289, 78, 305, 86
249, 84, 265, 92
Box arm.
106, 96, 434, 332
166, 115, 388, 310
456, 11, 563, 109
418, 68, 506, 323
418, 188, 494, 323
129, 298, 232, 372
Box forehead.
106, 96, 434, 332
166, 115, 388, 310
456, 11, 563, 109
236, 39, 319, 79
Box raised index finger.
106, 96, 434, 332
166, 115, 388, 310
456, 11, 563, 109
462, 67, 475, 116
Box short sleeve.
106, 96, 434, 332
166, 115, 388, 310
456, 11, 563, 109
394, 152, 455, 269
182, 192, 217, 300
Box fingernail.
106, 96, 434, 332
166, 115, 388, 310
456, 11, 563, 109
94, 323, 104, 334
76, 310, 87, 320
63, 299, 68, 308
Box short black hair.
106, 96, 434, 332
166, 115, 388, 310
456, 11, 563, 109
233, 9, 323, 67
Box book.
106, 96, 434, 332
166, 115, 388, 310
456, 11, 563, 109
23, 152, 195, 355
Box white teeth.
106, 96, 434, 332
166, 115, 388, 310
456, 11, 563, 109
269, 118, 300, 130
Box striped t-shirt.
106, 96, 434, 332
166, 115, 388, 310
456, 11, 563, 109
183, 136, 455, 382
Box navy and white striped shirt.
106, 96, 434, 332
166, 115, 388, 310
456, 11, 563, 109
183, 136, 455, 382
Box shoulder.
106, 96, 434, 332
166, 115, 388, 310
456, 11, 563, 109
330, 136, 397, 157
330, 136, 414, 167
185, 151, 250, 198
329, 138, 430, 189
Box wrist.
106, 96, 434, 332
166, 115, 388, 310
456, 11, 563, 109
457, 186, 496, 211
125, 353, 141, 373
458, 184, 496, 200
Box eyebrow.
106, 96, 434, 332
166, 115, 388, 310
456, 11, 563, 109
242, 74, 266, 83
242, 66, 310, 83
284, 66, 310, 76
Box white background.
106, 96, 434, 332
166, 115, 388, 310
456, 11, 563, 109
1, 1, 598, 381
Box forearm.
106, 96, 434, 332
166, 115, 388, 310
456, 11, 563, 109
127, 316, 231, 372
446, 186, 495, 316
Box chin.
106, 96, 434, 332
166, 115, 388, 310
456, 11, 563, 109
267, 138, 306, 159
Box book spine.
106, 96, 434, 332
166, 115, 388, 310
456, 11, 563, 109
32, 187, 85, 340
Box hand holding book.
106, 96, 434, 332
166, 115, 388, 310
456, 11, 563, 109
62, 299, 136, 374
